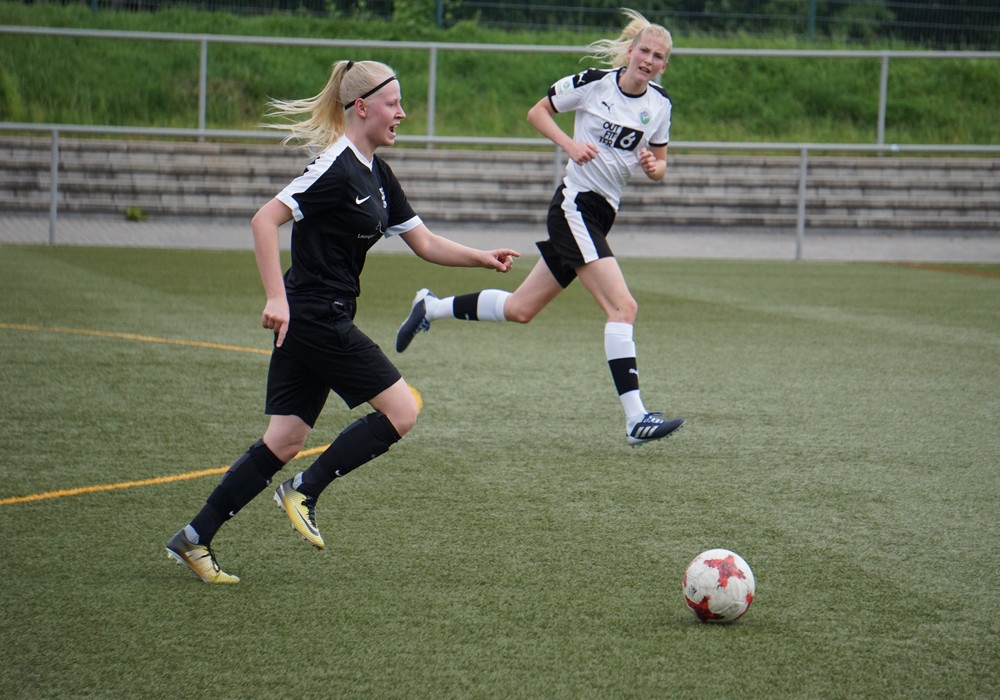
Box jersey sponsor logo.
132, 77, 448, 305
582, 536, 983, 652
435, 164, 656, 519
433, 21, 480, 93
355, 194, 371, 205
378, 187, 387, 209
358, 221, 384, 240
600, 121, 644, 151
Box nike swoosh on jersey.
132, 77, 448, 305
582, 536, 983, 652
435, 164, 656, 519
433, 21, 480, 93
355, 195, 371, 205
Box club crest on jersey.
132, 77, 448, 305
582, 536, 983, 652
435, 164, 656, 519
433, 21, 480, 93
639, 109, 651, 125
600, 121, 644, 151
554, 76, 576, 96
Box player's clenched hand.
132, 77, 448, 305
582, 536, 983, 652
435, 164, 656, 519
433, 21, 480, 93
484, 249, 520, 272
566, 141, 600, 166
639, 147, 658, 176
262, 297, 290, 347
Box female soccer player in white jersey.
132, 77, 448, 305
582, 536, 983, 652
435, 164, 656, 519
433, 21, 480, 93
396, 9, 684, 447
166, 60, 519, 583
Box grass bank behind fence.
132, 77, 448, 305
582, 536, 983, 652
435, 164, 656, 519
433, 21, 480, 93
1, 2, 999, 145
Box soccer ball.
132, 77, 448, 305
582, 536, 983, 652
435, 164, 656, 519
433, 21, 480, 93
683, 549, 755, 623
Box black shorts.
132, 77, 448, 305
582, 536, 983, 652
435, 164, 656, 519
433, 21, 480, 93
265, 294, 401, 427
536, 185, 617, 288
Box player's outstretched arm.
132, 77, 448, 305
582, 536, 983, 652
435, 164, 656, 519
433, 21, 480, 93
400, 224, 518, 272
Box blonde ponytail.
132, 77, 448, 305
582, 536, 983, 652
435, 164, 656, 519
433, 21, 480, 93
588, 8, 673, 68
263, 60, 396, 152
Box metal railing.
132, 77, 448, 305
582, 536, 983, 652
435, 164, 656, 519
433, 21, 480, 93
5, 121, 999, 258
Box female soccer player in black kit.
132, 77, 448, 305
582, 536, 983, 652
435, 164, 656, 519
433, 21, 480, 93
396, 9, 684, 447
167, 60, 519, 583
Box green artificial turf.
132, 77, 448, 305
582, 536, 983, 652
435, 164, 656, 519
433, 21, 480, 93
1, 245, 997, 698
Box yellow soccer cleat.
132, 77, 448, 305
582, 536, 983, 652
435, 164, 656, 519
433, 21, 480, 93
166, 529, 240, 584
274, 479, 325, 549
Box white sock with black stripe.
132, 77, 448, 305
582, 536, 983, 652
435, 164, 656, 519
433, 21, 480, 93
604, 321, 647, 426
427, 290, 510, 322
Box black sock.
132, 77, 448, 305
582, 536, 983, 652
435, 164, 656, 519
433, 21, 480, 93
190, 439, 285, 545
608, 357, 640, 396
298, 412, 401, 498
452, 292, 481, 321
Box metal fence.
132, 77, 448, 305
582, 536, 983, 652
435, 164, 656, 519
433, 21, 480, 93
75, 0, 1000, 49
7, 121, 999, 255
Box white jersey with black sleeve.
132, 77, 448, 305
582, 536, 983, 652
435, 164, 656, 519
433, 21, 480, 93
275, 135, 422, 299
547, 67, 672, 211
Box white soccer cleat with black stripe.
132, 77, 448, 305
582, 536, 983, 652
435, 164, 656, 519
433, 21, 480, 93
627, 412, 684, 447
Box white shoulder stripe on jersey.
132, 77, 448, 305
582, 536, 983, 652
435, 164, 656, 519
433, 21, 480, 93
275, 137, 352, 221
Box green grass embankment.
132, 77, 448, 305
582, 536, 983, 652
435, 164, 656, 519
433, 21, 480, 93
1, 2, 998, 146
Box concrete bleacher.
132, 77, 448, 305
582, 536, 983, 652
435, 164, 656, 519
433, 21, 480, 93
2, 136, 998, 234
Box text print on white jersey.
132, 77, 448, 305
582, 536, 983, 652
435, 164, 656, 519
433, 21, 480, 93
600, 122, 643, 151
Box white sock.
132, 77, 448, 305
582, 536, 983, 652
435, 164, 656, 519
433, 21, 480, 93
184, 524, 200, 544
425, 295, 452, 321
621, 391, 647, 426
477, 289, 511, 322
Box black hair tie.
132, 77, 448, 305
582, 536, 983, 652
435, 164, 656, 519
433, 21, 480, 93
343, 75, 397, 111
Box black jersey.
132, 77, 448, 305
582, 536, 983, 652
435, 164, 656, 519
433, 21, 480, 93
276, 136, 421, 299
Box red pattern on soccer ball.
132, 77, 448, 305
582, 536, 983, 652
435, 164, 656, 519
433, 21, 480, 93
685, 592, 726, 621
705, 554, 746, 588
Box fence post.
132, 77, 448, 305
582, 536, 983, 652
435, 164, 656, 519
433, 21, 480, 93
426, 46, 437, 148
198, 38, 208, 142
49, 129, 59, 246
877, 54, 889, 147
796, 147, 808, 260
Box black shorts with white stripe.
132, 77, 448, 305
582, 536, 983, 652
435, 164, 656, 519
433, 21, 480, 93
536, 184, 617, 288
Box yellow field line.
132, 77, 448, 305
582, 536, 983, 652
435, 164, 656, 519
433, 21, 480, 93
883, 262, 1000, 279
0, 322, 271, 355
0, 321, 304, 506
0, 446, 328, 506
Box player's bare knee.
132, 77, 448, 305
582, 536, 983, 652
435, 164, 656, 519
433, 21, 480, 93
387, 395, 419, 436
504, 304, 537, 324
265, 438, 306, 463
617, 297, 639, 324
389, 407, 417, 437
